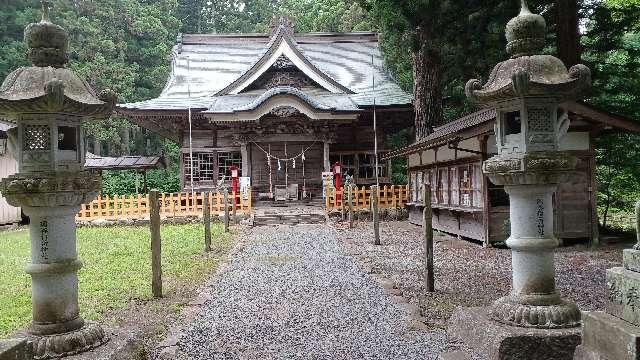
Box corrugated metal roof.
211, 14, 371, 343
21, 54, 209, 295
85, 153, 167, 170
207, 86, 359, 113
118, 31, 411, 112
383, 108, 496, 159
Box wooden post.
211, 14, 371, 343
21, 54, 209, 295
372, 185, 380, 245
203, 191, 212, 252
224, 190, 230, 233
232, 191, 238, 224
348, 185, 354, 228
149, 189, 162, 298
423, 185, 434, 292
341, 188, 345, 221
635, 200, 640, 248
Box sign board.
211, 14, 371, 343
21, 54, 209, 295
239, 177, 251, 199
322, 172, 334, 199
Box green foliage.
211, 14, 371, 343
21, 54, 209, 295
0, 224, 231, 337
385, 129, 411, 185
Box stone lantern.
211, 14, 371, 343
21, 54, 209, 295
449, 1, 591, 358
0, 2, 116, 359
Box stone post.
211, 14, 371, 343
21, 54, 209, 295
575, 200, 640, 359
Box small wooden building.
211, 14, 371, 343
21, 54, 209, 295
116, 18, 412, 199
384, 101, 640, 246
0, 123, 21, 225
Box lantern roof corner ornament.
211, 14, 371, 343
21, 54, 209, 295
465, 0, 591, 104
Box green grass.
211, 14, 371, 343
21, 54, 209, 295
0, 223, 230, 337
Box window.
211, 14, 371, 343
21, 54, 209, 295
437, 168, 449, 204
57, 126, 77, 151
504, 111, 522, 136
358, 154, 387, 179
184, 152, 216, 183
217, 151, 242, 181
330, 154, 356, 177
459, 164, 473, 207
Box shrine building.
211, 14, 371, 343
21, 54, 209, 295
116, 18, 412, 198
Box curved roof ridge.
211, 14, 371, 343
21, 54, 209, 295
221, 86, 333, 113
215, 25, 353, 96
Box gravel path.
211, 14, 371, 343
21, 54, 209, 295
336, 221, 626, 330
179, 224, 457, 359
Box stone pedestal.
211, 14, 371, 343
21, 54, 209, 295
575, 249, 640, 360
1, 173, 108, 359
449, 307, 581, 360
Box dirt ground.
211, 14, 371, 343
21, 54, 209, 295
333, 220, 629, 329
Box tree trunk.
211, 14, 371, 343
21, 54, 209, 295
555, 0, 581, 67
412, 27, 442, 141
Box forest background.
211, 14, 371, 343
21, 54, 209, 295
0, 0, 638, 229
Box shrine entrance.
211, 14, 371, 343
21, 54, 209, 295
250, 140, 324, 200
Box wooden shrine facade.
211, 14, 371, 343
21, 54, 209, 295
117, 18, 413, 198
384, 101, 640, 246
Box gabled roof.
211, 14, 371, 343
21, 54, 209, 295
383, 101, 640, 159
117, 27, 411, 115
217, 25, 352, 95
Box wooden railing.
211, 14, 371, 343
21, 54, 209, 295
325, 185, 409, 211
77, 189, 252, 220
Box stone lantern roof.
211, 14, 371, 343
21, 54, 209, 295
0, 1, 116, 119
465, 0, 591, 104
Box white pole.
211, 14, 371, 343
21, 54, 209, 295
372, 54, 379, 186
187, 56, 195, 197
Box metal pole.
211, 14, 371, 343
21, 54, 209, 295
187, 56, 195, 197
423, 185, 434, 292
372, 54, 379, 186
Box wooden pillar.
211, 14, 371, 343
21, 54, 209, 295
224, 190, 230, 233
588, 132, 600, 247
149, 190, 162, 298
203, 191, 212, 252
240, 142, 250, 177
372, 185, 380, 245
480, 135, 491, 248
323, 141, 330, 173
348, 185, 354, 228
423, 185, 434, 292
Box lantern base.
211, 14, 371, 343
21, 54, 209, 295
28, 321, 108, 360
448, 306, 581, 360
491, 295, 581, 329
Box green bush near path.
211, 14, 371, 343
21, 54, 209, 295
0, 223, 230, 338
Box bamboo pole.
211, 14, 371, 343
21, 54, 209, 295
149, 190, 162, 298
203, 191, 212, 252
372, 185, 380, 245
423, 185, 434, 292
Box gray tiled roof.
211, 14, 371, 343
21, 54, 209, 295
207, 86, 359, 113
118, 32, 411, 112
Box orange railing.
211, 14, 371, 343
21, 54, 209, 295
77, 189, 252, 220
325, 185, 409, 211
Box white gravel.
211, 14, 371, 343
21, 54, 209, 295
179, 224, 453, 359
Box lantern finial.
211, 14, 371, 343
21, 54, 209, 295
24, 1, 69, 67
505, 0, 546, 57
41, 0, 51, 22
